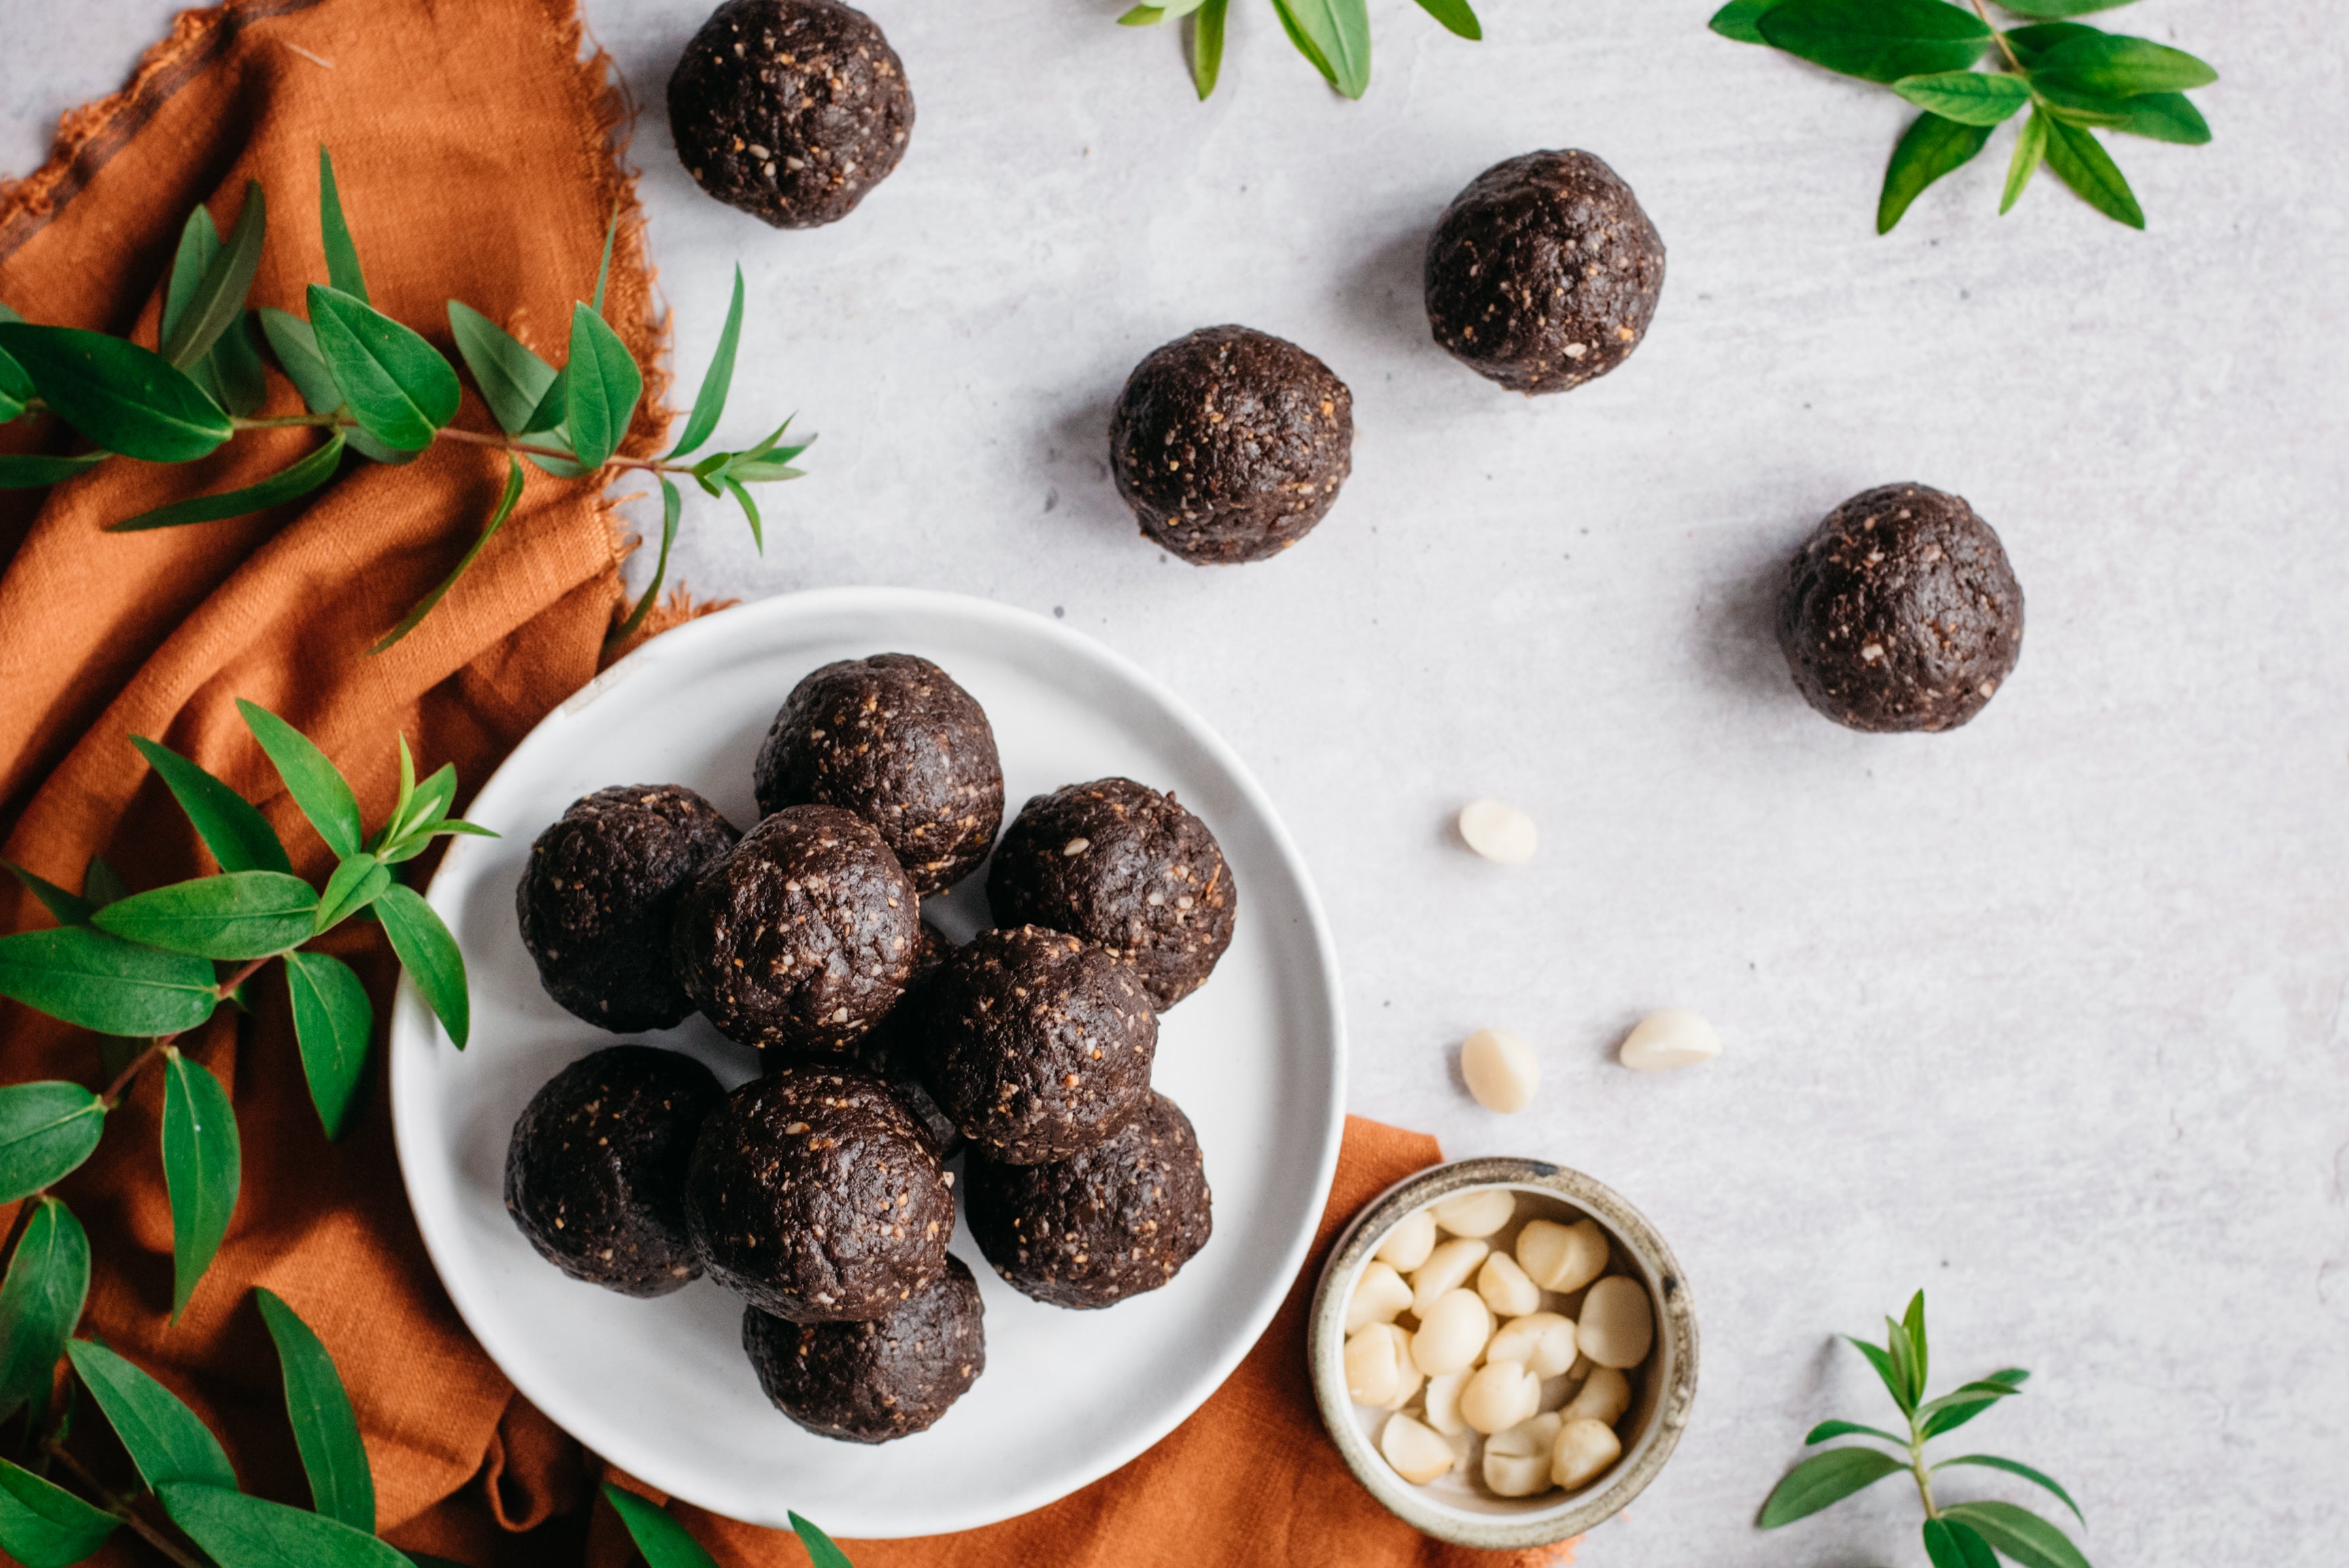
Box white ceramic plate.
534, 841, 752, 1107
390, 587, 1346, 1537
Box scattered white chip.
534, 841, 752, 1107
1618, 1008, 1722, 1072
1457, 800, 1538, 864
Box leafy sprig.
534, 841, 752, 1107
0, 148, 811, 650
1711, 0, 2216, 231
1759, 1291, 2092, 1568
1119, 0, 1479, 101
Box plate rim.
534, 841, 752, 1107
388, 584, 1349, 1536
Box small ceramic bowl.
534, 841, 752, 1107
1306, 1157, 1698, 1550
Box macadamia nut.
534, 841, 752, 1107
1345, 1323, 1415, 1407
1423, 1369, 1470, 1435
1460, 1029, 1540, 1113
1380, 1412, 1456, 1486
1375, 1210, 1438, 1272
1482, 1412, 1563, 1497
1459, 1359, 1542, 1435
1560, 1365, 1631, 1427
1551, 1416, 1623, 1490
1489, 1311, 1578, 1378
1477, 1252, 1542, 1317
1347, 1261, 1413, 1332
1458, 800, 1538, 864
1577, 1277, 1654, 1369
1618, 1008, 1722, 1072
1410, 1289, 1493, 1377
1409, 1238, 1489, 1316
1434, 1187, 1518, 1238
1516, 1217, 1610, 1295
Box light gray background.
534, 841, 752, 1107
7, 3, 2346, 1563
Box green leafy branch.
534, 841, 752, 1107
1758, 1291, 2092, 1568
603, 1483, 853, 1568
0, 704, 480, 1332
0, 148, 811, 651
1711, 0, 2216, 232
1117, 0, 1480, 101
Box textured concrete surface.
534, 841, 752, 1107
8, 3, 2347, 1563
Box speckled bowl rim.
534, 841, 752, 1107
1307, 1157, 1700, 1550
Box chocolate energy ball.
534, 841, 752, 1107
922, 926, 1157, 1165
671, 804, 921, 1053
1424, 150, 1666, 395
515, 785, 740, 1033
965, 1092, 1212, 1310
769, 921, 962, 1158
743, 1254, 985, 1443
1777, 483, 2025, 734
987, 779, 1236, 1011
504, 1046, 725, 1297
668, 0, 914, 230
753, 654, 1004, 896
1108, 325, 1353, 566
686, 1065, 953, 1320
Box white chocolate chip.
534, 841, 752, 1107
1422, 1369, 1470, 1435
1619, 1008, 1722, 1072
1457, 799, 1538, 864
1434, 1187, 1517, 1238
1459, 1359, 1543, 1435
1344, 1323, 1415, 1406
1460, 1029, 1539, 1113
1483, 1412, 1563, 1497
1477, 1252, 1542, 1318
1379, 1412, 1455, 1486
1374, 1210, 1438, 1272
1489, 1311, 1578, 1378
1551, 1416, 1624, 1490
1577, 1277, 1655, 1369
1516, 1218, 1611, 1295
1560, 1365, 1630, 1427
1408, 1238, 1489, 1317
1346, 1261, 1413, 1332
1409, 1289, 1492, 1377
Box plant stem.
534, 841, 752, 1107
1968, 0, 2025, 73
1910, 1419, 1941, 1520
44, 1442, 209, 1568
98, 953, 275, 1106
231, 410, 696, 479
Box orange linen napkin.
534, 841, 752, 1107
0, 5, 1570, 1567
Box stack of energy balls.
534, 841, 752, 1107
503, 653, 1234, 1444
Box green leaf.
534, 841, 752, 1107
1280, 0, 1372, 97
1878, 112, 1993, 233
65, 1339, 237, 1491
667, 269, 743, 460
207, 313, 270, 419
254, 1289, 375, 1531
519, 365, 569, 435
1936, 1454, 2084, 1522
1997, 0, 2140, 14
0, 1086, 105, 1206
1902, 1292, 1929, 1395
1924, 1518, 1972, 1568
722, 459, 807, 483
163, 206, 223, 365
127, 736, 292, 875
161, 1048, 239, 1320
1119, 5, 1167, 24
236, 699, 364, 858
1805, 1418, 1906, 1445
256, 307, 342, 415
1756, 1446, 1906, 1528
1881, 1315, 1919, 1411
1940, 1501, 2094, 1568
0, 1455, 118, 1567
1268, 0, 1338, 84
5, 861, 96, 925
1943, 1519, 2004, 1568
1710, 0, 1785, 44
2109, 92, 2210, 143
724, 475, 764, 552
376, 884, 468, 1049
0, 305, 31, 421
283, 953, 372, 1140
107, 431, 345, 532
318, 148, 369, 307
2035, 33, 2215, 95
2003, 109, 2048, 211
389, 764, 457, 846
314, 857, 392, 930
1412, 0, 1481, 41
0, 326, 230, 463
590, 210, 619, 320
82, 859, 127, 908
1846, 1333, 1916, 1414
2002, 21, 2099, 64
0, 454, 108, 491
370, 452, 526, 654
615, 476, 683, 642
160, 1482, 410, 1568
306, 286, 461, 452
0, 927, 219, 1038
603, 1485, 722, 1567
0, 1199, 89, 1420
789, 1512, 853, 1568
447, 302, 556, 439
1893, 71, 2029, 124
92, 870, 317, 960
563, 303, 641, 471
2042, 118, 2143, 227
1757, 0, 1991, 84
1192, 0, 1229, 97
161, 182, 267, 371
